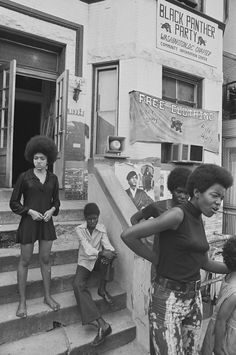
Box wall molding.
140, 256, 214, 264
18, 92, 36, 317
165, 0, 225, 31
0, 0, 83, 76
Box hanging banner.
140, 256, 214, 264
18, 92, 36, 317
156, 0, 219, 67
129, 90, 219, 153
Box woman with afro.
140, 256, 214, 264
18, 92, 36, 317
121, 164, 233, 355
10, 135, 60, 318
202, 236, 236, 355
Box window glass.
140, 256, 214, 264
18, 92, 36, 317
223, 0, 229, 22
94, 65, 118, 155
163, 77, 176, 101
162, 69, 201, 108
178, 80, 195, 104
176, 0, 203, 11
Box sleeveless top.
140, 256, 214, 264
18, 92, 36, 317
156, 201, 210, 282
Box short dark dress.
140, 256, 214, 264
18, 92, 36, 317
10, 169, 60, 244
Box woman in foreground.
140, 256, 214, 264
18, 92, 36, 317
121, 164, 233, 355
10, 135, 60, 318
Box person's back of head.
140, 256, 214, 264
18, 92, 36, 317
222, 236, 236, 272
167, 167, 191, 193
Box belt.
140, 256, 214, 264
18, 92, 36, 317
156, 276, 201, 293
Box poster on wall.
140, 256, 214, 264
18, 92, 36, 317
65, 164, 88, 200
159, 170, 172, 201
66, 75, 86, 161
114, 161, 161, 208
129, 90, 219, 153
156, 0, 219, 67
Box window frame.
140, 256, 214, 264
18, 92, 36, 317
223, 0, 229, 23
176, 0, 204, 12
91, 62, 119, 157
162, 68, 202, 108
195, 0, 204, 12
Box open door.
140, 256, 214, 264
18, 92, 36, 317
0, 60, 16, 187
54, 70, 69, 188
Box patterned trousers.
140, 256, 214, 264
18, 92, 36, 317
149, 281, 202, 355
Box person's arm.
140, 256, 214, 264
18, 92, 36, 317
44, 175, 60, 222
9, 173, 29, 216
50, 175, 60, 216
100, 229, 115, 252
76, 227, 99, 258
130, 210, 145, 225
141, 190, 154, 208
214, 293, 236, 355
130, 203, 158, 225
202, 253, 229, 274
121, 207, 184, 264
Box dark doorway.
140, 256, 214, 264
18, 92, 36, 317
12, 101, 41, 185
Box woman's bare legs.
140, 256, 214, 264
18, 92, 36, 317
16, 243, 34, 317
39, 240, 60, 310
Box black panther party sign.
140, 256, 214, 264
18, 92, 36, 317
156, 0, 219, 67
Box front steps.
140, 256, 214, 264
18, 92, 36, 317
0, 238, 135, 354
0, 309, 136, 355
0, 191, 136, 354
0, 283, 127, 345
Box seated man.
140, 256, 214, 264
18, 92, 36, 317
73, 203, 117, 346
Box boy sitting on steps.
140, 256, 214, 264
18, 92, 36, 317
73, 202, 117, 346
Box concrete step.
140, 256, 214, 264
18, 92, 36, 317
0, 232, 80, 272
0, 308, 135, 355
0, 246, 78, 273
0, 220, 80, 250
0, 261, 107, 305
104, 340, 148, 355
0, 188, 67, 202
0, 263, 78, 304
0, 282, 126, 345
0, 188, 14, 202
0, 200, 86, 225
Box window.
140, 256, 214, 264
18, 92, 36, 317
93, 64, 119, 155
223, 81, 236, 120
176, 0, 204, 12
162, 69, 202, 108
223, 0, 229, 22
161, 69, 202, 163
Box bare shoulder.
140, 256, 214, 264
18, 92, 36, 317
153, 206, 184, 230
161, 206, 184, 220
217, 292, 236, 319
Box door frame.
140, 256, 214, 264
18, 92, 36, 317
0, 59, 16, 187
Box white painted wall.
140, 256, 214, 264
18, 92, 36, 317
7, 0, 88, 25
87, 0, 223, 160
204, 0, 224, 22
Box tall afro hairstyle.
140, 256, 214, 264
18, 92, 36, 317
187, 163, 233, 198
167, 167, 191, 193
222, 236, 236, 272
24, 135, 58, 165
